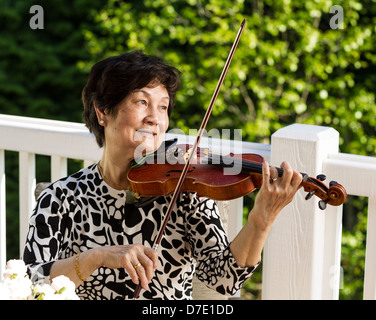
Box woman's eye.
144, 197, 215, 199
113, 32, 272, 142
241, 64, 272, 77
137, 100, 147, 106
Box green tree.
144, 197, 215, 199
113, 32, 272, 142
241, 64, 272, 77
79, 0, 376, 153
0, 0, 106, 121
0, 0, 106, 260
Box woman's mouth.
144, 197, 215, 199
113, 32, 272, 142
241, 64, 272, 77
134, 130, 157, 141
136, 129, 157, 136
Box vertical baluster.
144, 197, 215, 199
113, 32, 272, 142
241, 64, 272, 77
0, 149, 6, 276
227, 197, 243, 242
83, 159, 96, 168
51, 155, 67, 182
223, 197, 243, 299
19, 152, 36, 257
364, 197, 376, 299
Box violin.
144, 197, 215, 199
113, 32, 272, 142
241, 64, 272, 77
128, 141, 347, 210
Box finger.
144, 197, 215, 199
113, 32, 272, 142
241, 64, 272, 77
291, 170, 303, 189
280, 161, 294, 184
144, 247, 159, 271
126, 257, 150, 291
133, 262, 150, 291
124, 259, 139, 285
262, 161, 271, 185
269, 166, 279, 181
280, 161, 303, 189
137, 253, 155, 283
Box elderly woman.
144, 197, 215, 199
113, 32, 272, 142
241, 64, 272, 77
23, 50, 302, 300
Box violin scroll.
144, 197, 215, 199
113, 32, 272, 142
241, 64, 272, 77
301, 174, 347, 210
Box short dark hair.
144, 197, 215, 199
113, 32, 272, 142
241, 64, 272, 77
82, 50, 181, 147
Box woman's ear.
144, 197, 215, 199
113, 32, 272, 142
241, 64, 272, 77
95, 104, 106, 126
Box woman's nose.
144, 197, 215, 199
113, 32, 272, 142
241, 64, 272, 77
143, 104, 161, 126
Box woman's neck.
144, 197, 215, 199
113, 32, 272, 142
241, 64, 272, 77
98, 149, 133, 190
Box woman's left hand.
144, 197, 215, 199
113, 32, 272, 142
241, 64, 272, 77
249, 160, 303, 231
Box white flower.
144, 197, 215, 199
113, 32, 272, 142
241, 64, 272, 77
51, 275, 75, 293
51, 275, 79, 300
1, 259, 80, 300
1, 260, 32, 300
4, 276, 33, 300
34, 283, 60, 300
3, 259, 27, 280
0, 283, 11, 300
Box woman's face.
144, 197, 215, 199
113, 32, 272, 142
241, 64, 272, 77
104, 83, 170, 159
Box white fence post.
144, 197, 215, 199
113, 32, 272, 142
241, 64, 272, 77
0, 149, 5, 277
262, 124, 342, 299
19, 152, 36, 257
51, 155, 67, 182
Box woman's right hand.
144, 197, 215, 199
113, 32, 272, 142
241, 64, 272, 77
50, 244, 158, 290
94, 244, 159, 290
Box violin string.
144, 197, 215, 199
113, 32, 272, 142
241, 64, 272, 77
131, 153, 155, 168
206, 153, 317, 184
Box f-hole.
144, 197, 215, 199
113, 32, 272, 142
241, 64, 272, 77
166, 167, 196, 176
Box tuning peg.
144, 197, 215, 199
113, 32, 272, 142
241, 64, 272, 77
305, 190, 316, 200
318, 199, 329, 210
329, 181, 337, 187
316, 174, 326, 181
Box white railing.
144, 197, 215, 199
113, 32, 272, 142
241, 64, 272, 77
262, 125, 376, 300
0, 114, 375, 300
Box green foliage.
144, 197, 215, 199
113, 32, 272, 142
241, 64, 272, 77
0, 0, 106, 121
0, 0, 106, 260
79, 0, 376, 155
1, 0, 375, 299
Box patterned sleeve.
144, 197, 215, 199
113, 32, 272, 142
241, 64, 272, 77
186, 195, 259, 296
22, 183, 67, 284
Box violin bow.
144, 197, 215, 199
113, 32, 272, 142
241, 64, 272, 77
133, 18, 246, 299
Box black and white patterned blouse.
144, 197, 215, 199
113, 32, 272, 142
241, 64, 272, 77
23, 164, 258, 300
